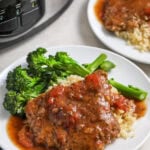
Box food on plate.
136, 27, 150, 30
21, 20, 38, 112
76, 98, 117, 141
18, 70, 139, 149
95, 0, 150, 51
3, 48, 115, 117
3, 48, 148, 150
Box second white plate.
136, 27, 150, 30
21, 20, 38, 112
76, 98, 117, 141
87, 0, 150, 64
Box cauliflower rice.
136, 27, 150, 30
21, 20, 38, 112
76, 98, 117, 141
116, 22, 150, 52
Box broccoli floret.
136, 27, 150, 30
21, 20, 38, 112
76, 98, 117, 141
3, 91, 28, 117
55, 52, 78, 64
4, 63, 47, 116
3, 82, 47, 117
27, 47, 47, 66
54, 52, 90, 77
27, 48, 60, 76
26, 48, 61, 85
27, 47, 50, 76
27, 49, 90, 83
6, 66, 41, 92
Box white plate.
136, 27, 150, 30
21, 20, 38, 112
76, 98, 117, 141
0, 45, 150, 150
87, 0, 150, 64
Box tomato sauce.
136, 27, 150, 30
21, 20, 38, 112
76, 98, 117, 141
135, 101, 147, 118
94, 0, 105, 22
7, 116, 44, 150
94, 0, 150, 31
7, 100, 147, 150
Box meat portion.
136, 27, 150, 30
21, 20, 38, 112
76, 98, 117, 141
102, 0, 150, 31
19, 70, 121, 150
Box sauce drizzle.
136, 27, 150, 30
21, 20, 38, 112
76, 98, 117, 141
7, 116, 44, 150
94, 0, 105, 22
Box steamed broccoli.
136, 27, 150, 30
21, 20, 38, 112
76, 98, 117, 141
27, 48, 90, 81
84, 53, 115, 73
100, 60, 116, 72
109, 79, 148, 101
3, 82, 46, 117
4, 91, 28, 117
27, 47, 51, 76
3, 48, 91, 116
85, 53, 107, 72
54, 52, 90, 77
6, 66, 41, 92
3, 65, 47, 116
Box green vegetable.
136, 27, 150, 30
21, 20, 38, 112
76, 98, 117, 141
6, 66, 41, 92
27, 47, 53, 76
84, 53, 115, 73
3, 82, 46, 117
54, 52, 90, 77
4, 47, 147, 117
3, 64, 47, 116
109, 79, 148, 100
27, 48, 89, 78
4, 91, 27, 117
100, 61, 116, 72
3, 48, 91, 116
86, 53, 107, 73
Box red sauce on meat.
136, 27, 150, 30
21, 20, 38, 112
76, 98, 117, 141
7, 116, 44, 150
6, 70, 147, 150
7, 101, 147, 150
95, 0, 150, 31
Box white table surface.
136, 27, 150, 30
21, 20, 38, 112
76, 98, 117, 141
0, 0, 150, 150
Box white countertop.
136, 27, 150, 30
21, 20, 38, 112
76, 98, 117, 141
0, 0, 150, 149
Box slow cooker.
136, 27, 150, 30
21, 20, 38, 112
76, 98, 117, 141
0, 0, 73, 48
